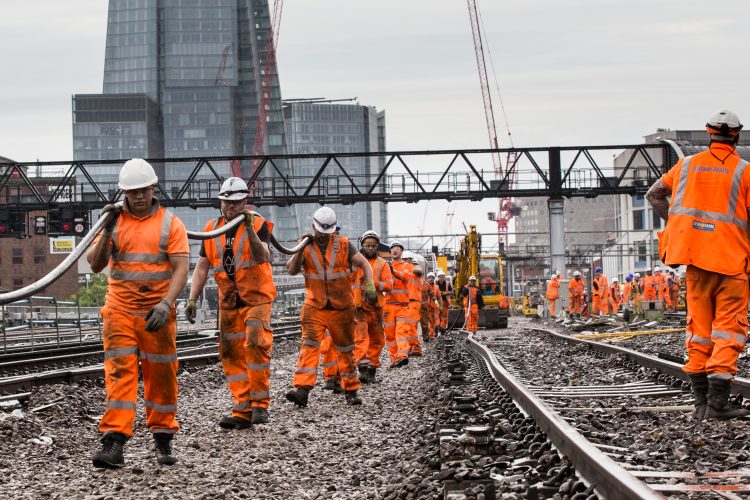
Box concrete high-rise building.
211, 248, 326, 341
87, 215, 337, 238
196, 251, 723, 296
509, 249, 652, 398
72, 0, 299, 245
282, 101, 389, 241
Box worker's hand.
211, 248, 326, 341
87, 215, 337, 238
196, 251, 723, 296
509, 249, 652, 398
145, 299, 172, 332
184, 298, 197, 324
101, 204, 121, 233
242, 209, 256, 231
364, 281, 378, 305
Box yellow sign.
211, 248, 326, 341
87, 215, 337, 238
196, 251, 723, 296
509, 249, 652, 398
50, 236, 76, 254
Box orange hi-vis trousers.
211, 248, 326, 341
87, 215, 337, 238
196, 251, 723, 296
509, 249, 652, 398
293, 305, 361, 392
592, 295, 609, 315
440, 300, 449, 329
219, 303, 273, 416
407, 301, 423, 355
429, 304, 438, 337
547, 298, 558, 318
465, 304, 479, 333
100, 305, 178, 438
320, 331, 339, 381
683, 266, 749, 380
384, 303, 413, 364
420, 306, 431, 341
353, 306, 385, 369
569, 295, 584, 315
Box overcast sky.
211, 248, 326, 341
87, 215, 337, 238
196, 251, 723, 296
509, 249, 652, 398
1, 1, 748, 240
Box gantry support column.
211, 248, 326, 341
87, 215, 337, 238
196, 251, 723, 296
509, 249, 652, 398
548, 148, 566, 275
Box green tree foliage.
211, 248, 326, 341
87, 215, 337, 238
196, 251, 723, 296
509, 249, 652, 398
70, 273, 108, 307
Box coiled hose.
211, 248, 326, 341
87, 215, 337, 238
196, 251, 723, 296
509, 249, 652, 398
0, 209, 312, 306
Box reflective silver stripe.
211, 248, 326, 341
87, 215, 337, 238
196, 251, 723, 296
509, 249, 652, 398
302, 339, 321, 347
144, 400, 177, 413
111, 252, 168, 263
396, 318, 418, 324
384, 342, 396, 348
327, 271, 349, 279
110, 270, 173, 281
246, 361, 271, 371
233, 401, 250, 411
686, 332, 712, 346
403, 336, 420, 342
336, 344, 356, 353
108, 399, 136, 411
249, 390, 270, 399
104, 345, 139, 359
233, 229, 250, 268
396, 350, 409, 356
712, 330, 748, 345
391, 289, 408, 295
226, 372, 248, 382
222, 331, 245, 341
383, 322, 396, 327
321, 361, 338, 367
295, 367, 317, 374
358, 360, 371, 366
708, 372, 734, 380
246, 319, 263, 327
379, 280, 393, 291
670, 156, 750, 231
151, 428, 177, 435
327, 235, 340, 276
159, 210, 174, 255
140, 351, 178, 363
340, 370, 357, 379
212, 265, 224, 273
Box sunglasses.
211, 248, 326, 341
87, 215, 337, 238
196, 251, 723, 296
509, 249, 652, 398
314, 217, 336, 230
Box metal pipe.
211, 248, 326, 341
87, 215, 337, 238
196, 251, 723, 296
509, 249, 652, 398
185, 212, 312, 255
0, 204, 120, 306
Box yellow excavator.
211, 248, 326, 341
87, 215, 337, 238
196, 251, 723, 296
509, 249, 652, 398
448, 225, 510, 329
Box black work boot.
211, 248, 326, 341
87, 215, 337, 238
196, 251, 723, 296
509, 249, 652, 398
251, 407, 269, 425
345, 390, 362, 406
358, 366, 371, 384
218, 415, 252, 430
368, 366, 377, 383
323, 378, 336, 391
332, 377, 344, 394
92, 432, 127, 469
286, 387, 310, 407
154, 433, 178, 466
705, 378, 750, 420
687, 373, 709, 421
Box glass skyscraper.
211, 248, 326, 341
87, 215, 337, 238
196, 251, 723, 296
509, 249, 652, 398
283, 101, 389, 241
73, 0, 298, 243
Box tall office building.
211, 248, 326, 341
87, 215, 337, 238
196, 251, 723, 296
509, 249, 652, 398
282, 101, 389, 241
72, 0, 299, 244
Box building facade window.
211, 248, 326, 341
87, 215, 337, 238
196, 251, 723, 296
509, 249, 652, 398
34, 247, 45, 265
12, 248, 22, 265
13, 278, 22, 290
633, 209, 644, 230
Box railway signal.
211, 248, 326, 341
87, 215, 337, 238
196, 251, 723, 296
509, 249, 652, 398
48, 208, 89, 237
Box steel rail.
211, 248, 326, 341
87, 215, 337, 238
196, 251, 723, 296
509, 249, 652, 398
533, 326, 750, 398
464, 331, 661, 500
0, 204, 120, 306
185, 212, 312, 254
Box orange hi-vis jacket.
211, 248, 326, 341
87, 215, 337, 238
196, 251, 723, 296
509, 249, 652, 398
419, 279, 435, 309
463, 285, 479, 307
432, 283, 442, 307
302, 235, 354, 310
408, 275, 423, 303
622, 282, 631, 304
610, 283, 621, 303
546, 277, 559, 300
352, 256, 393, 308
642, 274, 655, 296
569, 278, 585, 297
349, 269, 361, 307
387, 260, 413, 305
659, 143, 750, 275
593, 275, 609, 299
202, 215, 276, 310
105, 200, 188, 312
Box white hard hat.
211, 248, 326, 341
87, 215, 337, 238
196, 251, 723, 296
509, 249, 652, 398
360, 230, 380, 244
427, 272, 435, 278
646, 268, 652, 272
437, 270, 446, 277
312, 207, 337, 234
654, 266, 661, 272
218, 177, 249, 200
634, 272, 641, 278
612, 278, 619, 283
402, 251, 414, 260
573, 271, 581, 277
469, 275, 477, 281
706, 109, 743, 139
119, 158, 158, 191
389, 240, 404, 250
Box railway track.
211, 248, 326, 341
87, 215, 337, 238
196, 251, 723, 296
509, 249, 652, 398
458, 321, 750, 498
0, 320, 301, 397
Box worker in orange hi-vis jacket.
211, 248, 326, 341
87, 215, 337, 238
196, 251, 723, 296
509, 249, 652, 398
608, 278, 620, 314
642, 268, 656, 301
436, 270, 453, 333
87, 159, 188, 469
426, 272, 442, 338
591, 267, 610, 315
351, 230, 393, 384
568, 271, 585, 318
415, 267, 435, 343
668, 270, 680, 312
285, 207, 376, 408
187, 177, 277, 430
461, 276, 484, 333
647, 108, 750, 420
402, 251, 424, 356
545, 272, 560, 318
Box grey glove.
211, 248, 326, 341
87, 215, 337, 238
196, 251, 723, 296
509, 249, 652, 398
145, 299, 172, 332
184, 298, 197, 324
101, 204, 121, 233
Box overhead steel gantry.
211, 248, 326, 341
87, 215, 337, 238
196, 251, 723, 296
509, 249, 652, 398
0, 144, 675, 273
0, 144, 672, 210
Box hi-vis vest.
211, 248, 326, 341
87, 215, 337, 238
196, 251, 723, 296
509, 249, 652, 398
107, 202, 180, 311
387, 260, 413, 305
352, 256, 393, 309
203, 216, 276, 309
659, 148, 750, 276
463, 286, 478, 308
302, 235, 354, 309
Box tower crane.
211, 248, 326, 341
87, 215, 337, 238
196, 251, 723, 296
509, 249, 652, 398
466, 0, 516, 248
